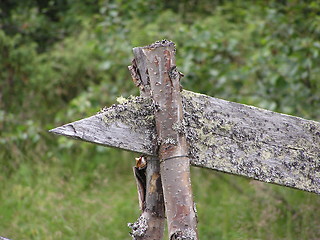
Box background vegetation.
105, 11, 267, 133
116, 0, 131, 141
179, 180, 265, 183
1, 0, 319, 239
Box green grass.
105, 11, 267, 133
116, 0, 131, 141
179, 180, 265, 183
192, 168, 320, 240
0, 141, 319, 240
0, 146, 139, 240
1, 1, 320, 239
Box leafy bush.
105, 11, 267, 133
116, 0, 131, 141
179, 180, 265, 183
0, 1, 319, 239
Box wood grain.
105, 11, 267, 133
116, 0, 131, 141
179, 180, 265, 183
50, 90, 320, 194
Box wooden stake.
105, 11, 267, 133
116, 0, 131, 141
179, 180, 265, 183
128, 50, 166, 239
135, 40, 198, 239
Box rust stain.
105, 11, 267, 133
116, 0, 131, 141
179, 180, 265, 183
174, 204, 190, 219
163, 50, 171, 71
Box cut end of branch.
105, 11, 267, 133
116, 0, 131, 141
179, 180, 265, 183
141, 39, 175, 50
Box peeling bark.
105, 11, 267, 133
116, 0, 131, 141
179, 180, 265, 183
136, 40, 198, 239
129, 157, 165, 240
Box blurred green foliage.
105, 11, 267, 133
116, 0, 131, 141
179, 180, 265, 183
0, 0, 319, 239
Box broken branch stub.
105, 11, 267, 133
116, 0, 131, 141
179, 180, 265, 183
138, 40, 198, 240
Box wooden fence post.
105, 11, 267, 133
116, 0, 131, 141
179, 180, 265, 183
133, 40, 198, 239
128, 51, 166, 239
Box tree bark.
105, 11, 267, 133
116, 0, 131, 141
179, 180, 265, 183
129, 156, 165, 240
128, 49, 166, 240
136, 40, 198, 240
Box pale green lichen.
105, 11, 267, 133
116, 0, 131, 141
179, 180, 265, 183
116, 96, 128, 104
181, 90, 320, 194
99, 95, 157, 153
100, 96, 154, 127
172, 120, 186, 135
128, 215, 148, 238
261, 150, 272, 160
97, 90, 319, 193
162, 137, 177, 145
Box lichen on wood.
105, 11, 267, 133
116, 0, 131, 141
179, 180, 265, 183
129, 44, 166, 240
49, 89, 320, 194
128, 215, 148, 239
99, 96, 157, 154
181, 90, 320, 194
140, 41, 199, 239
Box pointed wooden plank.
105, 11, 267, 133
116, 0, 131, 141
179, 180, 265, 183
182, 91, 320, 194
50, 90, 320, 194
49, 97, 158, 155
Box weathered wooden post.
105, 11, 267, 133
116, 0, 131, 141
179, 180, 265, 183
131, 41, 198, 239
127, 46, 166, 239
50, 40, 320, 239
